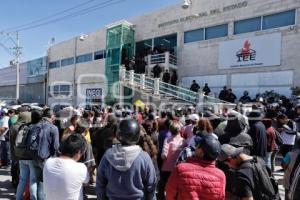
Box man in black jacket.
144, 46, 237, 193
190, 80, 200, 93
247, 111, 267, 160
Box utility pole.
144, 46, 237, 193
15, 31, 21, 103
0, 31, 22, 102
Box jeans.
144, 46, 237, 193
266, 152, 272, 170
0, 140, 9, 166
16, 160, 38, 200
33, 160, 45, 200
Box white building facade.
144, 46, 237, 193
47, 0, 300, 106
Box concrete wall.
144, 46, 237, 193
47, 0, 300, 102
48, 29, 107, 106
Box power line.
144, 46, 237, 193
2, 0, 97, 32
6, 0, 125, 33
0, 43, 13, 56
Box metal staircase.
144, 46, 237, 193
119, 67, 235, 112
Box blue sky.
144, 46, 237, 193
0, 0, 179, 68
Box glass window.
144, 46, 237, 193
61, 57, 74, 67
205, 24, 228, 40
263, 10, 296, 30
234, 17, 262, 34
53, 85, 59, 95
184, 29, 204, 43
94, 50, 105, 60
154, 34, 177, 54
27, 57, 47, 77
136, 39, 152, 57
52, 84, 71, 96
60, 85, 71, 96
76, 53, 93, 63
49, 61, 60, 69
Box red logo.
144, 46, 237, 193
236, 40, 256, 62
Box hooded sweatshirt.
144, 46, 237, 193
96, 144, 157, 200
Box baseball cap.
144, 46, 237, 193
188, 114, 199, 122
194, 135, 221, 161
218, 144, 244, 162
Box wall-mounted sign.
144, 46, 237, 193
158, 1, 248, 28
218, 33, 281, 69
86, 88, 102, 105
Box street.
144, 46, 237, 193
0, 167, 97, 200
0, 160, 285, 200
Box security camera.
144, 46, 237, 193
182, 0, 191, 9
79, 34, 88, 41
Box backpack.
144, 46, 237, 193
15, 123, 35, 160
15, 123, 44, 160
251, 156, 281, 200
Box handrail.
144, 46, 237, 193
121, 67, 234, 106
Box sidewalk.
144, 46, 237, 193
0, 167, 15, 200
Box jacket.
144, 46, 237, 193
96, 145, 157, 200
166, 158, 226, 200
38, 118, 60, 160
248, 121, 267, 158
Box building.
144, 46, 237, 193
0, 57, 47, 104
47, 0, 300, 106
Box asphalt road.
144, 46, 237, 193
0, 163, 285, 200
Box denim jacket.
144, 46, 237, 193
38, 118, 60, 160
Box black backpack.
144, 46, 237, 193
251, 156, 281, 200
15, 123, 35, 160
15, 123, 43, 160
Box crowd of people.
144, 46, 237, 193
0, 97, 300, 200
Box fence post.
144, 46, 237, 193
120, 67, 126, 82
129, 70, 134, 85
165, 51, 170, 71
140, 74, 145, 90
154, 78, 160, 96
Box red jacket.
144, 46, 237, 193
166, 158, 226, 200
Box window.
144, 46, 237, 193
234, 17, 262, 34
27, 57, 47, 77
76, 53, 93, 63
94, 50, 106, 60
263, 10, 296, 30
49, 61, 60, 69
59, 85, 71, 96
61, 57, 74, 67
52, 84, 72, 96
154, 34, 177, 54
53, 85, 60, 96
205, 24, 228, 40
184, 29, 204, 43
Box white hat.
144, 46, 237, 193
189, 114, 199, 122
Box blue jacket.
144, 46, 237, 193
96, 145, 157, 200
38, 118, 60, 160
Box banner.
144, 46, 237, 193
218, 33, 281, 69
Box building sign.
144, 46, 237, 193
218, 33, 281, 69
158, 1, 248, 28
86, 88, 102, 105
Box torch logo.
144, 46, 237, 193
236, 40, 256, 62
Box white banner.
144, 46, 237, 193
218, 33, 281, 69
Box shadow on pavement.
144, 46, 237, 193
0, 168, 15, 200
